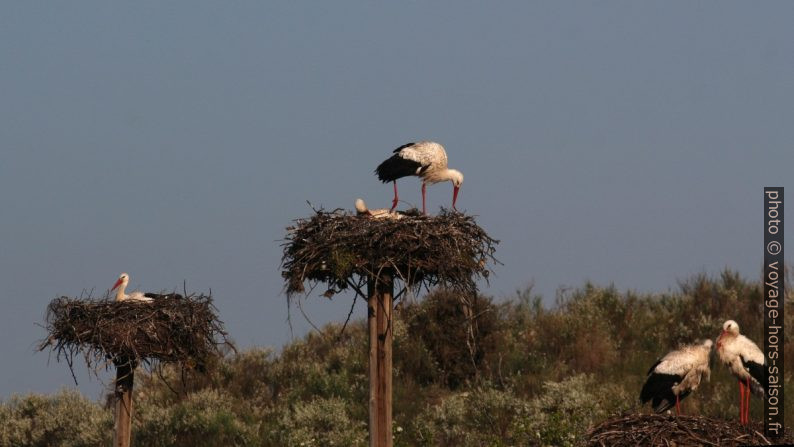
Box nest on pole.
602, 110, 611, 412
586, 414, 793, 446
38, 294, 233, 380
281, 208, 499, 299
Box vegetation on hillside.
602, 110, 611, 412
2, 270, 791, 446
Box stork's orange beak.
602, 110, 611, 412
111, 278, 123, 291
452, 185, 460, 210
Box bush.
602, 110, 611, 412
0, 389, 112, 447
525, 374, 632, 446
411, 387, 531, 446
401, 290, 499, 388
275, 397, 367, 446
21, 268, 793, 445
135, 388, 258, 447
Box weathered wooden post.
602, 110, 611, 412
113, 360, 135, 447
282, 206, 497, 447
368, 273, 393, 447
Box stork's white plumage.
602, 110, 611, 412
375, 141, 463, 214
640, 339, 712, 415
111, 273, 182, 302
355, 198, 404, 220
716, 320, 766, 425
111, 273, 153, 302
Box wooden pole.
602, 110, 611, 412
368, 272, 393, 447
113, 360, 135, 447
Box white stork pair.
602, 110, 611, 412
375, 141, 463, 214
640, 320, 766, 426
110, 272, 182, 302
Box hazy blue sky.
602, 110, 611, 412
1, 2, 792, 399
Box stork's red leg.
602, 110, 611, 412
421, 182, 427, 214
742, 382, 747, 425
738, 380, 743, 424
738, 380, 746, 425
675, 394, 681, 415
745, 377, 752, 425
390, 181, 399, 212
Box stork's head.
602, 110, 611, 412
722, 320, 740, 336
702, 339, 714, 350
448, 169, 464, 210
716, 320, 739, 350
112, 272, 130, 291
447, 169, 464, 187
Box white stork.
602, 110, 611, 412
354, 198, 404, 220
716, 320, 766, 425
111, 272, 182, 302
640, 339, 712, 415
375, 141, 463, 214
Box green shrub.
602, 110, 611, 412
16, 268, 793, 445
526, 374, 632, 446
0, 389, 112, 447
275, 396, 366, 447
411, 387, 531, 446
135, 388, 258, 447
401, 290, 499, 388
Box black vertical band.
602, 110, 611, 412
763, 187, 784, 438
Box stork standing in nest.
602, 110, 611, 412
375, 141, 463, 214
111, 272, 182, 302
716, 320, 766, 425
640, 339, 712, 415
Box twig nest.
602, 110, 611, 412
39, 295, 232, 376
282, 208, 498, 297
586, 414, 793, 446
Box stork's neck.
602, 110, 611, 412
424, 168, 463, 184
115, 281, 127, 301
717, 330, 736, 349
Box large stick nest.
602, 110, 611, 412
281, 209, 499, 298
39, 295, 233, 378
586, 414, 793, 446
